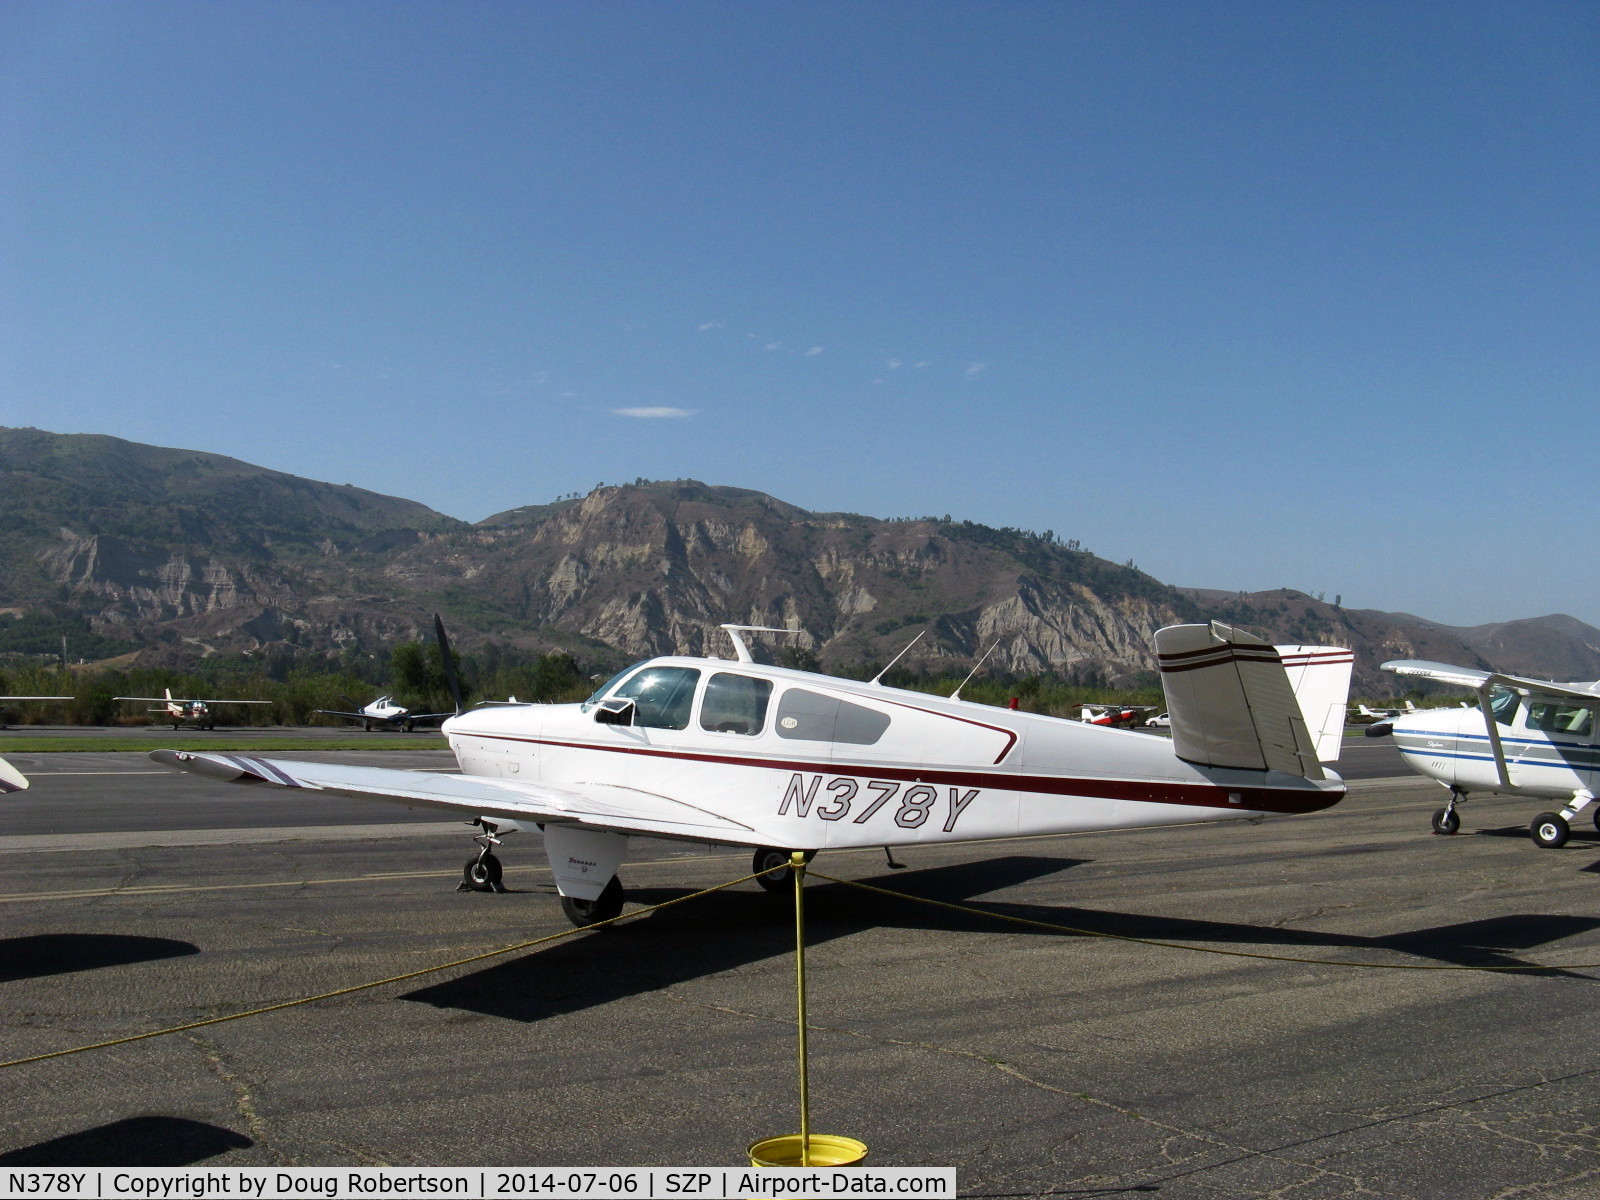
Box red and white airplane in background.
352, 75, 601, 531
157, 623, 1354, 927
1369, 659, 1600, 847
116, 688, 270, 730
1078, 704, 1159, 728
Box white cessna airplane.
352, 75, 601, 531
155, 623, 1354, 927
1371, 660, 1600, 847
115, 688, 270, 730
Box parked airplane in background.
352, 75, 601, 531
315, 695, 455, 732
1351, 702, 1416, 724
115, 688, 270, 730
157, 622, 1354, 928
1371, 660, 1600, 846
1077, 704, 1158, 728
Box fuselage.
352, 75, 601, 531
441, 656, 1344, 851
1392, 690, 1600, 800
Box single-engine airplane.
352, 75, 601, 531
1077, 704, 1159, 728
315, 695, 455, 732
1370, 659, 1600, 847
152, 621, 1354, 927
1351, 701, 1416, 724
115, 688, 271, 730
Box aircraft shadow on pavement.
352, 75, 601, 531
0, 1116, 250, 1167
404, 853, 1600, 1023
401, 856, 1087, 1022
0, 933, 200, 984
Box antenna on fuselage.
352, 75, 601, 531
869, 631, 925, 685
720, 624, 805, 664
950, 643, 998, 702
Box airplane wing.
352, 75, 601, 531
1382, 661, 1600, 704
115, 696, 269, 705
149, 750, 763, 843
0, 755, 27, 793
313, 709, 374, 721
1379, 661, 1493, 689
0, 695, 72, 701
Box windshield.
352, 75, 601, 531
580, 665, 643, 713
1488, 686, 1522, 727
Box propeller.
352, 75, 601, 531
434, 613, 465, 716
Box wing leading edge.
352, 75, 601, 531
149, 750, 762, 843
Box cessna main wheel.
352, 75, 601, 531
1531, 813, 1570, 849
1431, 807, 1460, 836
462, 852, 503, 892
560, 875, 624, 927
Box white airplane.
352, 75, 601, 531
1352, 701, 1416, 723
115, 688, 271, 730
1371, 659, 1600, 846
314, 695, 456, 732
154, 623, 1354, 927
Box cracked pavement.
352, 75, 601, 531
4, 747, 1600, 1196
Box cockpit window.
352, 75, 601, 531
611, 666, 701, 730
1488, 686, 1522, 727
699, 672, 773, 736
1528, 701, 1595, 738
774, 688, 891, 745
580, 666, 637, 713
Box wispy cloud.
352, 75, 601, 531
804, 346, 824, 356
765, 341, 783, 351
965, 362, 988, 378
886, 358, 903, 370
697, 321, 724, 332
614, 406, 693, 419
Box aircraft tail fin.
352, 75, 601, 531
1155, 623, 1351, 778
1275, 643, 1356, 764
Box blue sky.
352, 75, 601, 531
3, 1, 1596, 627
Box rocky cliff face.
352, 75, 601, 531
6, 428, 1598, 691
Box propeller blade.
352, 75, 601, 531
434, 613, 465, 716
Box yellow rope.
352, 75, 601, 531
0, 868, 776, 1072
809, 870, 1600, 974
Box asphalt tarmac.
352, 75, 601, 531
4, 741, 1600, 1198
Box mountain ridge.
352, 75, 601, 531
4, 427, 1595, 691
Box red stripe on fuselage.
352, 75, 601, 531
452, 731, 1342, 815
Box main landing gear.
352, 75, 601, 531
560, 876, 624, 927
458, 818, 511, 893
1528, 789, 1597, 849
